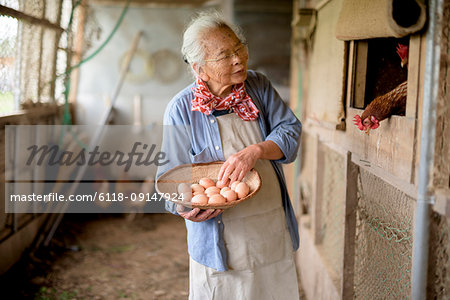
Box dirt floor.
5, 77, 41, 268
2, 213, 305, 299
3, 213, 189, 299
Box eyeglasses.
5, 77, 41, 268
204, 42, 248, 64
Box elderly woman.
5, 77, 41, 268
159, 12, 301, 299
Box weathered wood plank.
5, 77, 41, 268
311, 134, 324, 244
340, 152, 358, 299
353, 41, 368, 109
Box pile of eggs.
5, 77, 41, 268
178, 178, 250, 205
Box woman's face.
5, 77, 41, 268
195, 26, 249, 97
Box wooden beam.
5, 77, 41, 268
311, 135, 324, 244
0, 105, 65, 126
0, 5, 64, 33
345, 41, 355, 112
89, 0, 209, 7
340, 152, 358, 299
69, 0, 87, 103
49, 1, 64, 103
0, 215, 46, 274
353, 41, 368, 109
433, 189, 450, 218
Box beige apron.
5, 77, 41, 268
189, 113, 299, 300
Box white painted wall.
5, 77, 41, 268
76, 5, 203, 127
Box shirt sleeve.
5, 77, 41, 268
256, 73, 302, 164
157, 98, 193, 215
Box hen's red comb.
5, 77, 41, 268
396, 44, 408, 61
353, 115, 364, 131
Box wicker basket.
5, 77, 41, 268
155, 161, 261, 209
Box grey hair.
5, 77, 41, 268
181, 11, 246, 76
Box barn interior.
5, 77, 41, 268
1, 0, 449, 299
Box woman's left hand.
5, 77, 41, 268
218, 144, 260, 183
177, 205, 223, 222
217, 141, 284, 183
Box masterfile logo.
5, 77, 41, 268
4, 124, 192, 213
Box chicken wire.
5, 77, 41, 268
354, 169, 414, 300
0, 0, 18, 9
317, 145, 345, 286
22, 0, 45, 19
0, 125, 6, 232
44, 0, 62, 25
428, 212, 450, 299
20, 0, 65, 104
54, 0, 73, 102
0, 0, 88, 111
19, 21, 43, 103
0, 0, 74, 239
0, 14, 17, 114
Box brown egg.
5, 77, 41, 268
235, 182, 249, 199
216, 178, 229, 189
230, 181, 240, 191
192, 194, 208, 205
191, 184, 205, 193
205, 186, 220, 196
181, 192, 192, 202
193, 191, 204, 196
208, 194, 226, 204
223, 190, 237, 202
178, 183, 191, 194
220, 187, 231, 196
199, 177, 215, 189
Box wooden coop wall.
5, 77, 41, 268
304, 0, 345, 126
0, 0, 78, 274
428, 2, 450, 298
0, 107, 65, 274
434, 0, 450, 208
292, 0, 450, 299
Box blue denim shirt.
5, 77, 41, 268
158, 70, 302, 272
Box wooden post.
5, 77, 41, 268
0, 5, 64, 33
340, 151, 358, 299
43, 31, 143, 246
68, 0, 87, 104
311, 135, 324, 244
50, 1, 64, 103
353, 41, 368, 109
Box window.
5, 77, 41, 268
350, 37, 409, 110
345, 35, 422, 182
0, 8, 18, 114
0, 0, 78, 115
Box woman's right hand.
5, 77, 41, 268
176, 205, 223, 222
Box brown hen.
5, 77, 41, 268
353, 43, 408, 133
353, 81, 407, 133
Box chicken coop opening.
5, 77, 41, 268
351, 37, 409, 112
392, 0, 422, 28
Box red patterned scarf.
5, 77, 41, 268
191, 77, 259, 121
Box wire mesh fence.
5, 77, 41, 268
318, 145, 346, 286
19, 21, 42, 103
0, 0, 79, 114
297, 2, 450, 298
428, 212, 450, 299
0, 13, 18, 114
22, 0, 45, 19
354, 169, 414, 300
0, 0, 74, 244
0, 0, 18, 9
